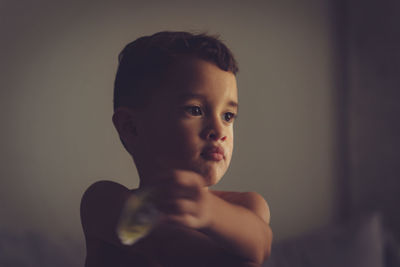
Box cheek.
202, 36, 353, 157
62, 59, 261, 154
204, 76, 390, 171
177, 119, 200, 138
166, 121, 200, 152
227, 130, 234, 152
179, 127, 200, 154
225, 136, 234, 163
226, 144, 234, 164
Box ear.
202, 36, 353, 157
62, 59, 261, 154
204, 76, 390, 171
112, 107, 138, 144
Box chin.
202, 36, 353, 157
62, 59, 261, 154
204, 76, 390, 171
201, 169, 225, 187
186, 160, 228, 186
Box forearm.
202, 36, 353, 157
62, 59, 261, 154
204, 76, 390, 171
200, 195, 272, 264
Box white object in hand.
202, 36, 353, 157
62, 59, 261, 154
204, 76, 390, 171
116, 190, 159, 245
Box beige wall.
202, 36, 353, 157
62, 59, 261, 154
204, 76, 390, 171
0, 0, 339, 261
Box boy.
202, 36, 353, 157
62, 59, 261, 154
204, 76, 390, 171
80, 31, 272, 267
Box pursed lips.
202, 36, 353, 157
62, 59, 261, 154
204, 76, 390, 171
200, 146, 225, 161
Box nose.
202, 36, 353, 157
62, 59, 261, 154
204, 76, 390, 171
203, 117, 227, 142
208, 131, 227, 141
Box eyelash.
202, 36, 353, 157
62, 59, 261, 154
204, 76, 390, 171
185, 106, 203, 116
224, 112, 236, 122
184, 106, 236, 122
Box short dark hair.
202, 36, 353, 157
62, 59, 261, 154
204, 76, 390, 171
113, 31, 238, 111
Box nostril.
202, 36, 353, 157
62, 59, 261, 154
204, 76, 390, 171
221, 136, 227, 141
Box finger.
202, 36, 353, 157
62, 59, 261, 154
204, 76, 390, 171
162, 213, 196, 228
157, 169, 204, 188
157, 198, 196, 215
157, 173, 203, 199
171, 170, 205, 187
165, 185, 201, 200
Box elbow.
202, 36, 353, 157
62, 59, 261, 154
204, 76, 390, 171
249, 235, 272, 265
249, 221, 273, 265
239, 243, 268, 266
257, 245, 271, 265
262, 224, 273, 262
264, 243, 271, 262
248, 244, 270, 266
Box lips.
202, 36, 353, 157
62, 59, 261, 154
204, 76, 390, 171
201, 146, 225, 161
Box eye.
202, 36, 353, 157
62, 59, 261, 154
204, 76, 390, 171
223, 112, 236, 122
185, 106, 203, 116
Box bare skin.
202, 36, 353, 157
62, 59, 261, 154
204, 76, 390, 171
81, 58, 272, 266
81, 178, 271, 267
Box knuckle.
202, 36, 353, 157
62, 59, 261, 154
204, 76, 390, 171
181, 214, 194, 226
175, 200, 186, 213
169, 199, 187, 214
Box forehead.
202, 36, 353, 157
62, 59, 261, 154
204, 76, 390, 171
162, 58, 238, 103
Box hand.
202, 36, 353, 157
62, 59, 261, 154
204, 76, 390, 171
154, 169, 214, 230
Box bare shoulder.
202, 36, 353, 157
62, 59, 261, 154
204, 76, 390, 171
80, 180, 133, 245
81, 180, 131, 216
211, 190, 270, 224
82, 180, 130, 196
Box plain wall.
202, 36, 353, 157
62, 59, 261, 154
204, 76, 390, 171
347, 0, 400, 240
0, 0, 339, 262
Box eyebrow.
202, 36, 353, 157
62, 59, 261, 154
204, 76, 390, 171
179, 93, 239, 109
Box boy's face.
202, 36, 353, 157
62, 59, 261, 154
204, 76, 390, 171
133, 58, 238, 187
